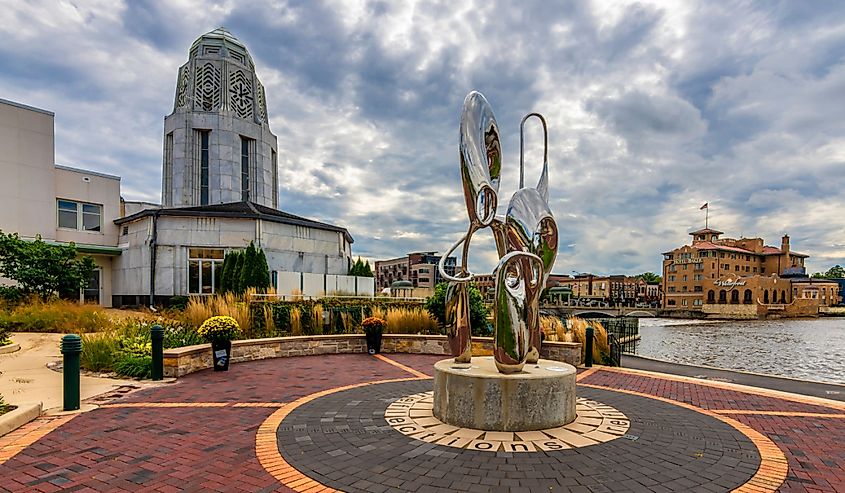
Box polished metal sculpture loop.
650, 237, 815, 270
439, 91, 559, 374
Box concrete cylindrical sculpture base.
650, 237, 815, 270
433, 357, 576, 432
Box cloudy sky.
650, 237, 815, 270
2, 0, 844, 276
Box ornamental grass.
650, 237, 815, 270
183, 292, 251, 331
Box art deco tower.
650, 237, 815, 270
162, 28, 278, 208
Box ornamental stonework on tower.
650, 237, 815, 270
162, 27, 279, 209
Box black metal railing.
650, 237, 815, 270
588, 317, 640, 356
607, 332, 622, 367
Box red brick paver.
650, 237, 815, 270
0, 353, 843, 492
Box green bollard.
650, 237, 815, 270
151, 324, 164, 381
584, 326, 594, 368
61, 334, 82, 411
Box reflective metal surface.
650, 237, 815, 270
520, 113, 549, 201
445, 281, 472, 363
493, 251, 543, 373
439, 91, 559, 372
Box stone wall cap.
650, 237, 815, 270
434, 357, 576, 379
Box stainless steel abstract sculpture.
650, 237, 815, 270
439, 91, 559, 374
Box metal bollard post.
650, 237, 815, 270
151, 324, 164, 381
584, 326, 594, 368
61, 334, 82, 411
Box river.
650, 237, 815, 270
636, 317, 845, 385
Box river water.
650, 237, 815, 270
637, 317, 845, 384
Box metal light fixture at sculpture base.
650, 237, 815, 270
439, 91, 559, 374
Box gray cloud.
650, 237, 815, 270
1, 0, 843, 276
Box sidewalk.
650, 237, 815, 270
0, 333, 140, 412
621, 353, 845, 401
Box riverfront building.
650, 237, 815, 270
662, 228, 840, 317
0, 28, 358, 306
375, 252, 457, 297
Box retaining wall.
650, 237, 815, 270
163, 334, 582, 377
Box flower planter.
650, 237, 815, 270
365, 332, 382, 355
211, 340, 232, 371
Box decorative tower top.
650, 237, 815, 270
172, 27, 268, 124
163, 28, 278, 208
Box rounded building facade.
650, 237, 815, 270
162, 27, 278, 208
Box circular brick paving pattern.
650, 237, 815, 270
277, 380, 761, 492
384, 391, 630, 452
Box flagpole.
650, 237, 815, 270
706, 206, 709, 229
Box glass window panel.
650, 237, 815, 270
213, 261, 223, 293
201, 261, 213, 294
58, 210, 77, 229
82, 204, 100, 214
58, 200, 77, 211
82, 212, 100, 231
188, 260, 200, 294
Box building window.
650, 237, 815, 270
121, 226, 129, 236
681, 299, 688, 306
271, 149, 278, 209
163, 132, 173, 206
667, 299, 676, 306
668, 275, 675, 282
188, 248, 224, 294
668, 287, 676, 293
196, 130, 210, 205
693, 299, 702, 306
720, 253, 725, 258
694, 286, 702, 292
241, 136, 254, 201
753, 267, 757, 273
57, 199, 101, 232
735, 265, 740, 272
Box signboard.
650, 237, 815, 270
672, 258, 702, 265
715, 279, 746, 287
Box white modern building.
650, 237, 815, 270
0, 28, 360, 306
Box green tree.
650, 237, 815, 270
362, 260, 374, 277
637, 272, 662, 284
349, 257, 364, 276
0, 232, 96, 300
255, 246, 271, 290
234, 249, 246, 293
825, 265, 845, 279
424, 282, 489, 336
220, 252, 234, 293
238, 242, 258, 292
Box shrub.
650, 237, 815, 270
0, 286, 24, 305
0, 231, 96, 300
0, 394, 13, 415
80, 332, 119, 371
198, 316, 241, 343
80, 319, 203, 374
0, 299, 111, 333
425, 282, 489, 336
168, 296, 189, 310
114, 353, 152, 379
0, 324, 9, 346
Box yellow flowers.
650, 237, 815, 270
361, 316, 387, 334
197, 315, 241, 343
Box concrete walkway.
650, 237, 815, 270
0, 333, 140, 412
621, 353, 845, 401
